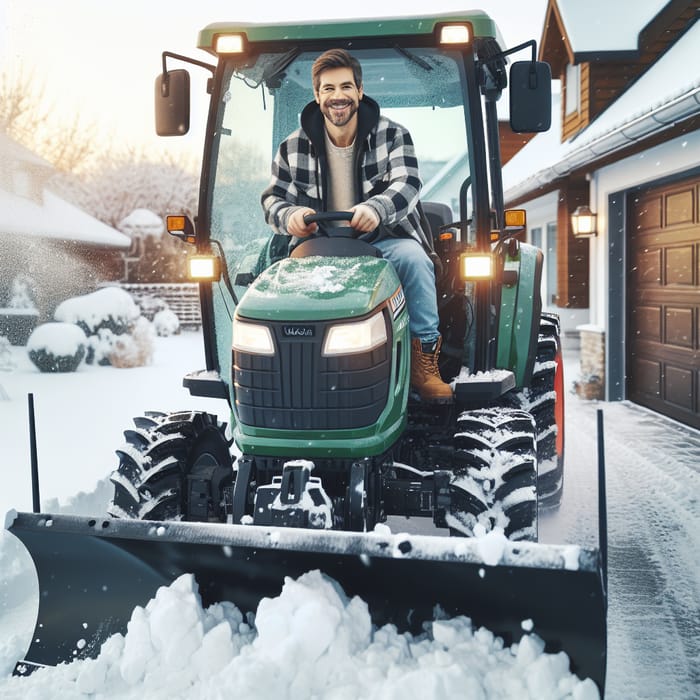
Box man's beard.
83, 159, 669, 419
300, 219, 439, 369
321, 99, 359, 127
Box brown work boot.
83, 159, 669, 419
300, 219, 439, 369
410, 337, 453, 403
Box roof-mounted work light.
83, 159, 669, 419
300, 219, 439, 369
215, 34, 245, 54
439, 24, 471, 45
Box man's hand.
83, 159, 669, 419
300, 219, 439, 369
350, 204, 380, 233
288, 207, 318, 237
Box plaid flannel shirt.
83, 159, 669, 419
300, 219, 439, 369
261, 96, 428, 246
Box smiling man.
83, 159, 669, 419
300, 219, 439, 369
261, 48, 452, 403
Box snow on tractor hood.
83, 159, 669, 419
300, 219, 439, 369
237, 256, 401, 322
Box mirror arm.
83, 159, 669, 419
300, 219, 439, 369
483, 39, 538, 66
160, 52, 217, 97
161, 51, 216, 76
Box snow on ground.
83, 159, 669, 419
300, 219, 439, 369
0, 332, 600, 698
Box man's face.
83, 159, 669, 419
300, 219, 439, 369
314, 66, 363, 128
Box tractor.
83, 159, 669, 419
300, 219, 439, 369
7, 12, 605, 691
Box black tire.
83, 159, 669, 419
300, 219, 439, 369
109, 410, 233, 522
448, 407, 537, 541
499, 313, 565, 509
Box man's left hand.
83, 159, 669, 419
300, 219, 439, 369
350, 204, 380, 233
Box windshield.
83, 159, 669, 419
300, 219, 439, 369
208, 47, 471, 297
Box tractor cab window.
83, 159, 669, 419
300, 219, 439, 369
208, 47, 472, 295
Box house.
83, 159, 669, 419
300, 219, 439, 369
502, 0, 700, 430
0, 132, 129, 323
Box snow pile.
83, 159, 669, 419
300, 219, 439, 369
2, 570, 599, 700
252, 258, 376, 298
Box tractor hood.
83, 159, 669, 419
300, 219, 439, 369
236, 256, 401, 322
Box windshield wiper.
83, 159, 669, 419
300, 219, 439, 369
263, 48, 300, 88
393, 45, 433, 72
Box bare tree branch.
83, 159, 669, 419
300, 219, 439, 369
0, 68, 102, 172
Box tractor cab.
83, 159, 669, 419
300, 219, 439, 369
7, 15, 607, 694
158, 16, 551, 397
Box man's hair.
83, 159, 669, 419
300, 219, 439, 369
311, 49, 362, 92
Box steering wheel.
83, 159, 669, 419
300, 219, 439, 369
291, 210, 380, 259
302, 211, 361, 237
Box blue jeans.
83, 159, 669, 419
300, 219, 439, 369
373, 237, 440, 344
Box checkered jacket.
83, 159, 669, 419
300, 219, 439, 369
261, 96, 430, 247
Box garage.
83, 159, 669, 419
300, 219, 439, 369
627, 174, 700, 429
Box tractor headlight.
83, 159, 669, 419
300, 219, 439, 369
233, 317, 275, 355
322, 312, 387, 356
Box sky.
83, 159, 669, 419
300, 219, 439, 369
0, 1, 548, 162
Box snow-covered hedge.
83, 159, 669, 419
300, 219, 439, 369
52, 287, 155, 368
54, 287, 140, 337
27, 322, 87, 373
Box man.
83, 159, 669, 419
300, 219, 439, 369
261, 48, 452, 403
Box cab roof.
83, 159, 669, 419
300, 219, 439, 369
197, 12, 500, 53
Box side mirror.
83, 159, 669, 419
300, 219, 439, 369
155, 69, 190, 136
509, 61, 552, 133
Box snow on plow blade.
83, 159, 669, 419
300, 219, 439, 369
7, 511, 606, 690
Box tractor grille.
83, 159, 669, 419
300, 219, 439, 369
234, 316, 391, 430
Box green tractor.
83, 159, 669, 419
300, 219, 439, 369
7, 11, 605, 691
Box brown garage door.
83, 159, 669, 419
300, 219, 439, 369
628, 175, 700, 430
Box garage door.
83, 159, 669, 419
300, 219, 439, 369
628, 175, 700, 430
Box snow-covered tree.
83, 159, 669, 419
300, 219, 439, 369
56, 150, 199, 227
53, 153, 199, 283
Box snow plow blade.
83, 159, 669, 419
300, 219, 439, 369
7, 512, 606, 690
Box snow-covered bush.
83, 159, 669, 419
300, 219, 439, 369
54, 287, 140, 337
87, 328, 118, 366
109, 317, 155, 368
7, 274, 38, 310
153, 308, 180, 337
137, 295, 168, 321
27, 322, 87, 373
52, 287, 157, 366
0, 336, 13, 371
1, 274, 40, 346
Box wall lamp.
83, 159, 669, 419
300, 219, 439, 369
571, 205, 597, 237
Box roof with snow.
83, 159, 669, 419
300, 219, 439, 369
555, 0, 668, 55
504, 16, 700, 202
0, 131, 52, 170
0, 132, 129, 248
0, 187, 130, 248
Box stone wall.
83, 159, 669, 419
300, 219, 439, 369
575, 324, 605, 400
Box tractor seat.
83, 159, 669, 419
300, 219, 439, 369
421, 201, 454, 247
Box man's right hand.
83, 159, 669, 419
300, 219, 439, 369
287, 208, 318, 237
